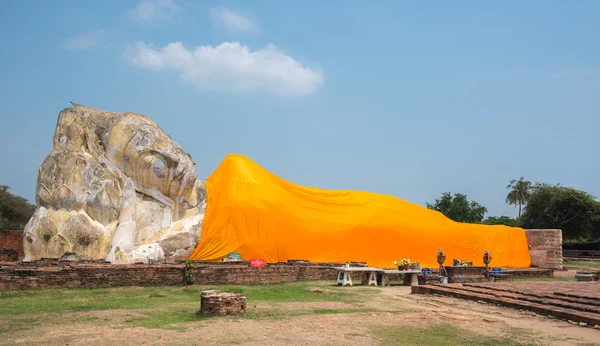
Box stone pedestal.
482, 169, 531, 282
198, 290, 247, 316
445, 266, 487, 283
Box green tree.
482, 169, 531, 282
0, 185, 36, 231
482, 215, 518, 227
506, 177, 532, 218
591, 210, 600, 240
520, 184, 600, 241
426, 192, 487, 223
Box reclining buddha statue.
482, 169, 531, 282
24, 103, 531, 268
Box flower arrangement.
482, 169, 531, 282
393, 259, 411, 270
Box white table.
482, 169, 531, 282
334, 267, 383, 286
379, 269, 422, 286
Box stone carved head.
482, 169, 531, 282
24, 103, 206, 263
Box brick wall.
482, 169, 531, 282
0, 230, 24, 261
0, 260, 341, 291
0, 262, 185, 291
524, 229, 563, 269
193, 264, 338, 285
0, 259, 554, 292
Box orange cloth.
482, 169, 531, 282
189, 154, 531, 268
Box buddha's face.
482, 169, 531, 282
104, 113, 198, 207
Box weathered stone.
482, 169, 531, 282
23, 104, 207, 263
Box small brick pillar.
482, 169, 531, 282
198, 290, 247, 316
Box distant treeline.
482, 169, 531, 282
427, 178, 600, 243
0, 185, 35, 231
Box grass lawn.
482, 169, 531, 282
0, 282, 382, 330
563, 260, 600, 270
375, 324, 533, 346
0, 281, 571, 345
513, 276, 574, 282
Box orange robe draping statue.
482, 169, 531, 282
25, 104, 530, 267
189, 154, 531, 268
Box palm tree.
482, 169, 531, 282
506, 177, 532, 218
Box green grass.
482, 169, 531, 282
0, 282, 376, 316
512, 275, 574, 282
374, 324, 536, 346
0, 281, 383, 331
564, 260, 600, 270
204, 281, 381, 303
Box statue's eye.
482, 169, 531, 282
152, 157, 167, 178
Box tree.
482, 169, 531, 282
426, 192, 487, 223
520, 184, 600, 241
483, 215, 518, 227
506, 177, 532, 218
0, 185, 36, 231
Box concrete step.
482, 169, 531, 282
412, 284, 600, 326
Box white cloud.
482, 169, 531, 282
210, 8, 258, 33
127, 41, 324, 97
62, 30, 107, 50
129, 0, 180, 24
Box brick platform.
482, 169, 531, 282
0, 258, 555, 292
412, 282, 600, 326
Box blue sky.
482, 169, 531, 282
0, 0, 598, 218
